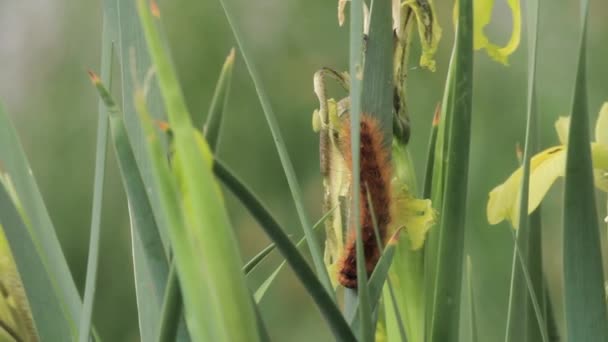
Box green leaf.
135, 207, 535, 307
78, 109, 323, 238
562, 2, 608, 341
243, 243, 277, 275
136, 1, 260, 339
0, 105, 81, 341
505, 0, 548, 340
464, 256, 478, 342
217, 0, 332, 295
361, 0, 394, 138
526, 210, 545, 342
349, 229, 402, 330
253, 208, 333, 303
423, 105, 440, 199
202, 48, 236, 151
213, 160, 356, 341
426, 0, 473, 340
79, 12, 116, 341
254, 267, 281, 304
111, 1, 186, 339
345, 0, 371, 339
90, 72, 173, 342
156, 263, 181, 342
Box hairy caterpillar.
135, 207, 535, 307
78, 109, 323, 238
337, 114, 392, 289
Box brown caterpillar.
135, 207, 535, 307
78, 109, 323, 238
337, 114, 392, 289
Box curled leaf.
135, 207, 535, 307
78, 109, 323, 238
454, 0, 521, 65
404, 0, 442, 71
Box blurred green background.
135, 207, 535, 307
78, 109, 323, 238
0, 0, 606, 340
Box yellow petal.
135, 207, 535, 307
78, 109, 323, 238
487, 146, 565, 227
595, 102, 608, 145
390, 185, 436, 250
488, 143, 608, 228
454, 0, 521, 65
555, 116, 570, 145
592, 143, 608, 191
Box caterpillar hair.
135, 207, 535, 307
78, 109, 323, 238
337, 114, 392, 289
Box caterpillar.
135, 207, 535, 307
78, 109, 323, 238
337, 114, 392, 289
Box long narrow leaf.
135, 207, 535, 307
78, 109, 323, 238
156, 263, 181, 342
427, 0, 473, 340
136, 2, 260, 340
0, 105, 81, 340
465, 256, 478, 342
89, 72, 172, 341
243, 243, 277, 275
505, 0, 543, 340
202, 48, 235, 150
79, 19, 115, 342
0, 180, 70, 341
112, 1, 185, 339
217, 0, 332, 295
562, 2, 608, 340
346, 0, 371, 339
253, 208, 336, 303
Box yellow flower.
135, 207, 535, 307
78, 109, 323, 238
454, 0, 521, 65
487, 103, 608, 228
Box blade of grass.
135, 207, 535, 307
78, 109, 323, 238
465, 256, 478, 342
0, 105, 82, 340
157, 46, 236, 341
254, 267, 281, 303
251, 297, 271, 342
113, 1, 188, 339
526, 209, 544, 342
424, 49, 456, 338
78, 20, 115, 342
347, 0, 371, 339
134, 92, 229, 341
427, 0, 473, 340
89, 72, 174, 341
202, 48, 235, 150
562, 1, 608, 340
507, 228, 549, 342
349, 229, 401, 326
504, 227, 530, 342
505, 0, 541, 340
367, 206, 402, 331
253, 208, 335, 303
0, 179, 71, 340
213, 160, 356, 341
423, 104, 441, 199
350, 189, 406, 340
243, 243, 277, 275
156, 263, 181, 342
361, 0, 394, 138
137, 1, 261, 339
137, 98, 214, 340
217, 0, 332, 296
